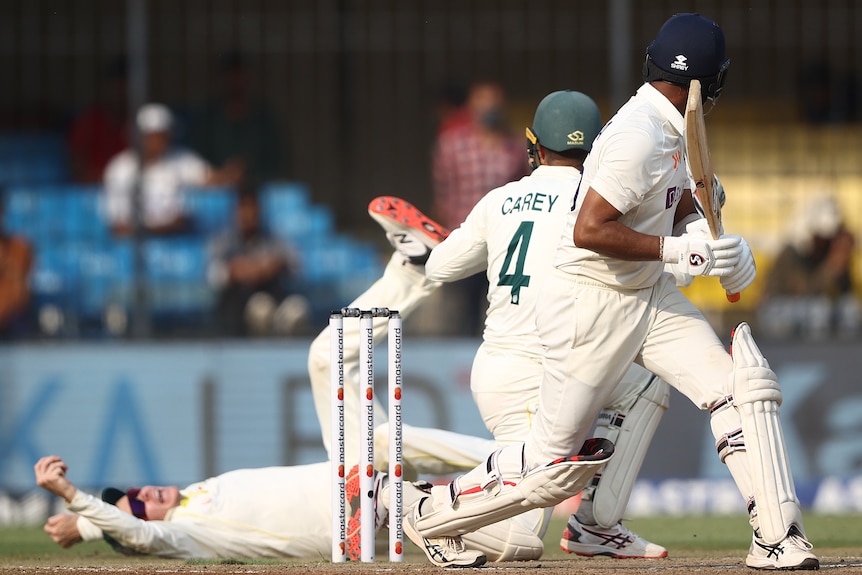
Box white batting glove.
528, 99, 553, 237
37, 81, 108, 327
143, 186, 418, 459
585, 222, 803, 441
720, 237, 757, 293
664, 261, 694, 287
662, 234, 742, 277
665, 217, 713, 286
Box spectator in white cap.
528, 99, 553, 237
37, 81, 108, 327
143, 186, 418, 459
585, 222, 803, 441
759, 192, 859, 339
103, 103, 244, 236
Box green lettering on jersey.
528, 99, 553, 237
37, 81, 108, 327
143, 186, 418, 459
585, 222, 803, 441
497, 221, 533, 304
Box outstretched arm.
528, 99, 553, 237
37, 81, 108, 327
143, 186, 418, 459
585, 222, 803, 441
34, 455, 78, 503
43, 513, 84, 548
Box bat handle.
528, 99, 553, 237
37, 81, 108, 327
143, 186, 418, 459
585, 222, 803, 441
726, 291, 740, 303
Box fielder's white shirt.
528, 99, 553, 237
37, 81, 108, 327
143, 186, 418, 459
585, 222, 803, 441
555, 83, 688, 289
70, 463, 333, 559
426, 165, 582, 358
104, 147, 211, 228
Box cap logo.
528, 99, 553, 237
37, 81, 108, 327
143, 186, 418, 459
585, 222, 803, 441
670, 54, 688, 71
567, 130, 585, 146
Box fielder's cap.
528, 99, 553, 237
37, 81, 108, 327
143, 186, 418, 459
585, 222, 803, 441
136, 103, 173, 133
101, 486, 147, 520
646, 13, 728, 80
528, 90, 602, 154
101, 487, 126, 506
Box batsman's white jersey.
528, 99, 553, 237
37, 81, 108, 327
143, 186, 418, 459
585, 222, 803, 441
555, 84, 685, 289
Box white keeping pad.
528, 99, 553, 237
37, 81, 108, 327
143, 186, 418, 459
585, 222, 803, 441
414, 438, 613, 538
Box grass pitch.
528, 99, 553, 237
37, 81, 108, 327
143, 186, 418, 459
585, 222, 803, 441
0, 513, 859, 571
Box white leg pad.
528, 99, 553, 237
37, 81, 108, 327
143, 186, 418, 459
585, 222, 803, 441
587, 367, 669, 527
414, 439, 613, 537
729, 322, 804, 544
393, 476, 545, 561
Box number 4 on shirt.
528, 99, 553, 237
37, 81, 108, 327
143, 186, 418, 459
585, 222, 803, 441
498, 221, 533, 304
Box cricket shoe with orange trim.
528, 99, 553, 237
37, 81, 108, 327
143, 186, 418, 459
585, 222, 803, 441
560, 514, 668, 559
368, 196, 450, 265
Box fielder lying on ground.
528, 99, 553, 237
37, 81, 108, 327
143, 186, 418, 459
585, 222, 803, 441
37, 451, 585, 562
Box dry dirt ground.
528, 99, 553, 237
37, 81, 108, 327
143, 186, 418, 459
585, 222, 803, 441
2, 555, 861, 575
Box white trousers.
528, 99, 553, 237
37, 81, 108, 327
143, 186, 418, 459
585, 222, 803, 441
527, 270, 732, 466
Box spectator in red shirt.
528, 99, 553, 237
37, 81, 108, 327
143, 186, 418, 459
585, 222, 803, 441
429, 81, 528, 335
431, 82, 528, 230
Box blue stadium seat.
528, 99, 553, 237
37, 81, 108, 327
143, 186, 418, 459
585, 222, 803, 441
35, 188, 69, 241
260, 181, 310, 212
184, 186, 237, 235
30, 242, 83, 323
144, 237, 209, 281
298, 236, 381, 286
0, 133, 69, 187
268, 203, 334, 246
143, 237, 213, 318
2, 187, 40, 236
292, 236, 384, 322
79, 241, 133, 314
259, 181, 313, 239
65, 185, 111, 242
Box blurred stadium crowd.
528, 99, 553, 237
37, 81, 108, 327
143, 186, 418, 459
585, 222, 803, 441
1, 1, 862, 340
0, 136, 382, 339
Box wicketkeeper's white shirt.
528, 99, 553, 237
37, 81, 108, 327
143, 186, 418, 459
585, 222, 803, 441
426, 165, 582, 359
555, 83, 688, 289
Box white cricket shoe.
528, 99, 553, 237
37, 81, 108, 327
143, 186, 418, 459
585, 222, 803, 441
746, 526, 820, 570
403, 497, 487, 568
560, 514, 668, 559
368, 196, 449, 265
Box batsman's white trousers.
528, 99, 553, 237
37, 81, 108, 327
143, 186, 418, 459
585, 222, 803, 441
528, 270, 732, 466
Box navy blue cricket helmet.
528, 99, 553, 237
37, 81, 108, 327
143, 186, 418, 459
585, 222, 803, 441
643, 13, 730, 103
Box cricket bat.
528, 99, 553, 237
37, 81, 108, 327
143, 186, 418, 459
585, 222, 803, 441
684, 79, 740, 303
